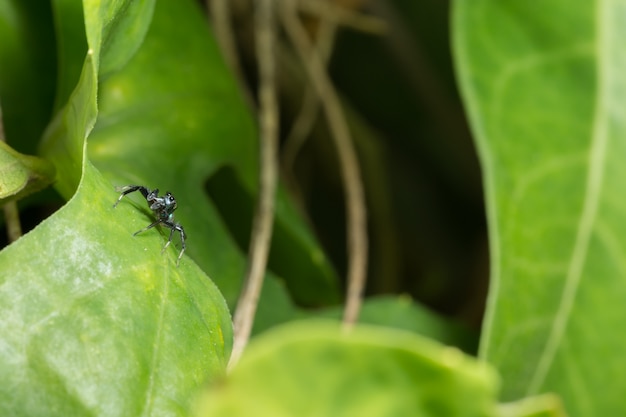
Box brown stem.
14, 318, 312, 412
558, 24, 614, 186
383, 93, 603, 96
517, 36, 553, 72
230, 0, 279, 368
281, 6, 338, 177
281, 2, 368, 330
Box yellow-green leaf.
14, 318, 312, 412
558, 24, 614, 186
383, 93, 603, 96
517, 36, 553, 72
196, 321, 500, 417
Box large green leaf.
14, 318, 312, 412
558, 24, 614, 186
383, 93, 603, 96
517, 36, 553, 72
0, 163, 231, 416
0, 0, 232, 415
453, 0, 626, 414
196, 321, 500, 417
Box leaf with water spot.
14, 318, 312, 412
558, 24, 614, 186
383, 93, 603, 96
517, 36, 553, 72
453, 1, 626, 415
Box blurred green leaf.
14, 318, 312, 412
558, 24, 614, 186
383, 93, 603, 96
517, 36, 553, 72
0, 0, 56, 153
498, 394, 568, 417
196, 321, 499, 417
252, 278, 477, 352
310, 295, 478, 352
42, 0, 155, 196
83, 0, 155, 77
454, 0, 626, 414
40, 0, 97, 198
0, 141, 55, 203
87, 0, 340, 307
50, 0, 88, 111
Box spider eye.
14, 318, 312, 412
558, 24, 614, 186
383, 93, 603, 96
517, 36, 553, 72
164, 193, 177, 209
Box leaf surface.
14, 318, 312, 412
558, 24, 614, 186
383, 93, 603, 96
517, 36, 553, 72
453, 1, 626, 414
0, 164, 231, 416
87, 0, 340, 307
196, 321, 500, 417
0, 1, 232, 416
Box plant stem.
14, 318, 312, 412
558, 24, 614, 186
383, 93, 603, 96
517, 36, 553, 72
230, 0, 279, 369
281, 2, 368, 330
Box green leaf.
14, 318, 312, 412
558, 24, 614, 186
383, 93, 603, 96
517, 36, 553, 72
453, 0, 626, 414
252, 286, 478, 355
498, 394, 568, 417
50, 0, 88, 112
314, 295, 478, 352
87, 0, 340, 307
0, 0, 56, 152
195, 321, 500, 417
0, 141, 55, 203
0, 0, 232, 415
39, 52, 97, 198
41, 0, 155, 196
40, 0, 98, 197
0, 164, 231, 416
83, 0, 156, 77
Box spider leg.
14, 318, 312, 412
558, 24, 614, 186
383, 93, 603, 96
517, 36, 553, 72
161, 227, 175, 252
113, 185, 151, 208
133, 220, 161, 236
162, 220, 186, 265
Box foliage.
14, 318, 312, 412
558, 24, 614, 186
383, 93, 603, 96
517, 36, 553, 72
197, 321, 499, 417
0, 0, 618, 416
454, 1, 626, 415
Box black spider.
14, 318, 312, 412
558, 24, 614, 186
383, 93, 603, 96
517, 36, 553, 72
113, 185, 186, 266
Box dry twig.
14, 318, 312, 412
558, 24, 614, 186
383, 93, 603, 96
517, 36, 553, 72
229, 0, 279, 369
207, 0, 243, 81
281, 13, 338, 176
297, 0, 385, 34
281, 1, 368, 330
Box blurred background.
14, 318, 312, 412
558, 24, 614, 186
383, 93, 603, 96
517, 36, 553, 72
205, 0, 489, 329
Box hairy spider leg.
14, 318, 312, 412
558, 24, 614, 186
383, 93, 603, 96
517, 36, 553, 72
132, 220, 161, 236
134, 219, 186, 266
162, 226, 175, 251
161, 220, 186, 265
113, 185, 151, 208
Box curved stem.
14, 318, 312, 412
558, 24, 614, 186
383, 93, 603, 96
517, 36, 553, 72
281, 2, 368, 330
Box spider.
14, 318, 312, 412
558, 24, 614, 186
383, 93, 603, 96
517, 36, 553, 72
113, 185, 186, 266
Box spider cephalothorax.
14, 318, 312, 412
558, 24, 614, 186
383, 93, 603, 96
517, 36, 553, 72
113, 185, 186, 265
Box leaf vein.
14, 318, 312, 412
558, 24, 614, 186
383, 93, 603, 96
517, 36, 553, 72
526, 6, 609, 393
